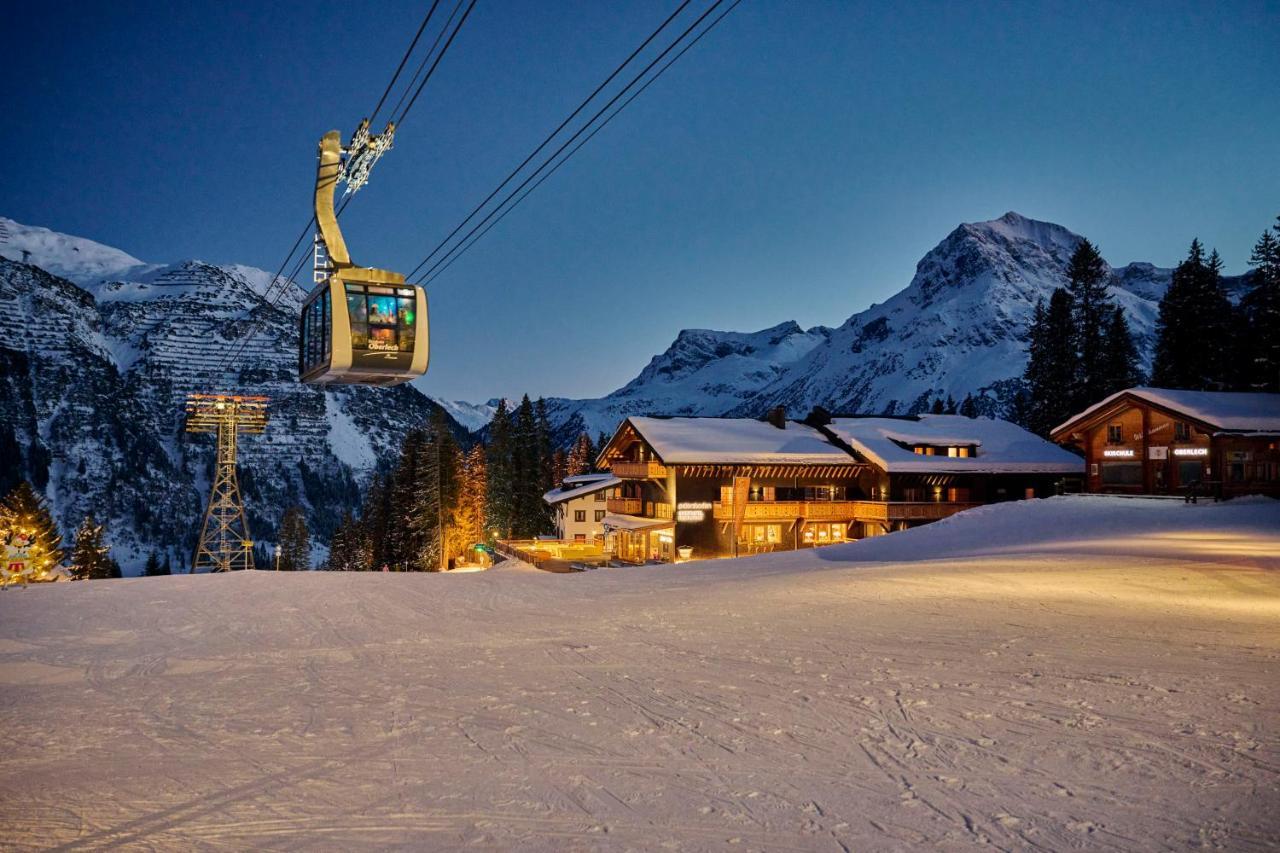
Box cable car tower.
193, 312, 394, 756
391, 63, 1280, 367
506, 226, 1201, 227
186, 394, 269, 572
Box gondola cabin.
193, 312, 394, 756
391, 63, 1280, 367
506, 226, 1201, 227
299, 271, 428, 385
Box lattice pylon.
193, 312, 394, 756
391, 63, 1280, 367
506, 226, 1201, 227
186, 394, 269, 572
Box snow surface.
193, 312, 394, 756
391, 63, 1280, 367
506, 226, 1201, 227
826, 414, 1085, 473
0, 216, 153, 285
427, 396, 498, 432
1, 496, 1277, 849
630, 416, 855, 465
1055, 386, 1280, 435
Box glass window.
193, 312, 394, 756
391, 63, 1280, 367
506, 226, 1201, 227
351, 322, 369, 350
595, 510, 605, 522
397, 296, 416, 352
1174, 422, 1191, 441
1107, 424, 1123, 444
368, 295, 397, 326
1101, 462, 1142, 485
322, 291, 331, 358
347, 293, 367, 324
1178, 460, 1202, 485
574, 510, 586, 522
369, 326, 397, 352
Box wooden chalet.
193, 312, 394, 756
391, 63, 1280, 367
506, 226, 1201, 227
1051, 387, 1280, 498
596, 408, 1083, 562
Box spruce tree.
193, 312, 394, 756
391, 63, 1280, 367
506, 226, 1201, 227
511, 396, 542, 538
566, 433, 594, 477
455, 444, 488, 556
958, 393, 978, 418
71, 515, 112, 580
277, 506, 310, 571
1099, 305, 1143, 396
0, 481, 64, 583
929, 397, 945, 415
484, 401, 515, 540
388, 431, 429, 569
1022, 289, 1078, 436
1243, 217, 1280, 391
1152, 239, 1235, 390
144, 552, 161, 577
1065, 238, 1111, 405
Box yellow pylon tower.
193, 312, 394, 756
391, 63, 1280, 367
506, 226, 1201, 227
185, 394, 269, 572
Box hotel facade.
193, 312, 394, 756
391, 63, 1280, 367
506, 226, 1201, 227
596, 409, 1083, 563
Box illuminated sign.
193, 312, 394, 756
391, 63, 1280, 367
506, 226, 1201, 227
676, 510, 706, 523
1172, 447, 1208, 457
676, 502, 713, 510
1103, 448, 1134, 458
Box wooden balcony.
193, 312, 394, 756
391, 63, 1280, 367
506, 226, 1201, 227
607, 497, 673, 519
607, 497, 642, 515
610, 460, 669, 480
712, 500, 981, 523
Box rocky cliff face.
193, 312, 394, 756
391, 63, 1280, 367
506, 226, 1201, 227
0, 220, 468, 573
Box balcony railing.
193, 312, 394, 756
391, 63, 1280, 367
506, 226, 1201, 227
610, 460, 669, 480
607, 497, 673, 519
712, 500, 981, 523
607, 497, 642, 515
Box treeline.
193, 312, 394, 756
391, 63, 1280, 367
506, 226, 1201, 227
1020, 216, 1280, 436
322, 395, 606, 571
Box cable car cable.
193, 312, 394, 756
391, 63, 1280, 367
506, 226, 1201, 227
421, 0, 743, 286
389, 0, 476, 128
403, 0, 694, 281
369, 0, 442, 125
409, 0, 727, 285
389, 0, 472, 127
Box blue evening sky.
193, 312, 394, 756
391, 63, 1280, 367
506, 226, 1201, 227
6, 1, 1278, 402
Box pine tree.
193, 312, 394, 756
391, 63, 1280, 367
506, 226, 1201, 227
453, 445, 488, 559
424, 408, 462, 569
1152, 239, 1235, 390
277, 506, 310, 571
71, 515, 112, 580
144, 551, 161, 577
484, 400, 515, 540
944, 394, 957, 415
595, 432, 610, 469
566, 433, 594, 477
511, 395, 545, 538
1022, 289, 1079, 436
162, 553, 172, 575
1243, 217, 1280, 391
0, 481, 64, 584
1065, 238, 1111, 405
958, 393, 978, 418
362, 473, 391, 570
388, 431, 430, 569
1099, 305, 1143, 396
929, 397, 945, 415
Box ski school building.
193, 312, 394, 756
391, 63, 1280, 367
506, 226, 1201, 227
594, 409, 1083, 562
1051, 387, 1280, 498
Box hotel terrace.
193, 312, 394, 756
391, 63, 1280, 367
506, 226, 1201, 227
595, 408, 1083, 562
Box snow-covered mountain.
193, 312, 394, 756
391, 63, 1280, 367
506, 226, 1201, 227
427, 396, 497, 432
542, 212, 1248, 441
0, 219, 470, 572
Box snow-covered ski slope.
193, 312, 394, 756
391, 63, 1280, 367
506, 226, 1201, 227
1, 496, 1277, 849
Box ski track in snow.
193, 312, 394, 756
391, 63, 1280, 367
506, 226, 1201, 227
0, 497, 1277, 850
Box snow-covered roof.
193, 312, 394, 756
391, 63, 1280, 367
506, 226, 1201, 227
543, 476, 621, 506
825, 415, 1083, 474
563, 472, 613, 486
626, 417, 855, 466
600, 513, 674, 531
1053, 387, 1280, 435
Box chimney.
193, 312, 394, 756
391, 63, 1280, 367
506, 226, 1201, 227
804, 406, 832, 427
766, 405, 786, 430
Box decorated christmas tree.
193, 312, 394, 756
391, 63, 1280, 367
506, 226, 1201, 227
1, 481, 66, 586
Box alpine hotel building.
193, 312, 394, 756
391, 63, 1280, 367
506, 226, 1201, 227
596, 408, 1083, 562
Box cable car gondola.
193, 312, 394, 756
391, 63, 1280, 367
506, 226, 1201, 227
299, 128, 429, 386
